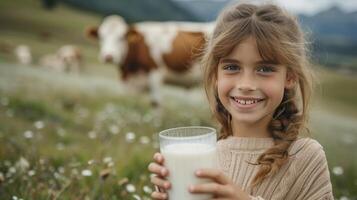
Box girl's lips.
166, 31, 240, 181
230, 96, 265, 109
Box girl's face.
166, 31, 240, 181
217, 37, 294, 126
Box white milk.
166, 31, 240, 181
162, 143, 217, 200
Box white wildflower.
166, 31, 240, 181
12, 196, 18, 200
88, 159, 96, 165
34, 120, 45, 129
71, 168, 79, 176
16, 157, 30, 172
132, 194, 141, 200
88, 131, 97, 139
54, 172, 61, 180
340, 196, 349, 200
23, 130, 33, 139
109, 125, 120, 135
139, 136, 150, 144
58, 167, 65, 174
81, 169, 92, 177
143, 185, 153, 194
39, 159, 45, 165
126, 184, 136, 193
57, 128, 66, 137
332, 166, 344, 176
0, 172, 4, 182
28, 170, 36, 176
107, 161, 114, 167
126, 132, 136, 143
103, 157, 113, 164
8, 167, 16, 175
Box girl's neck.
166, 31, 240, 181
231, 118, 272, 138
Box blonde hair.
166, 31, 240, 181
202, 3, 314, 186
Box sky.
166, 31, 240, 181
272, 0, 357, 15
176, 0, 357, 16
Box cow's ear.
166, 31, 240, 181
86, 26, 99, 39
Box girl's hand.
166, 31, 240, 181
189, 168, 251, 200
147, 152, 171, 200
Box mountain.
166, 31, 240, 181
299, 6, 357, 42
59, 0, 198, 23
298, 5, 357, 66
172, 0, 231, 21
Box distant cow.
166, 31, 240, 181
14, 45, 32, 65
87, 15, 214, 106
39, 45, 82, 73
57, 45, 82, 73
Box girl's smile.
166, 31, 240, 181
230, 96, 265, 111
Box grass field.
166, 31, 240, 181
0, 0, 356, 199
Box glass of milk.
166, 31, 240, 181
159, 126, 217, 200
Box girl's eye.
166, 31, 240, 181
222, 64, 240, 71
257, 65, 275, 73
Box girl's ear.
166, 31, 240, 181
285, 71, 296, 89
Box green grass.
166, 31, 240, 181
0, 0, 357, 199
0, 62, 211, 199
314, 67, 357, 118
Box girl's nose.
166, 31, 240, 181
237, 73, 257, 91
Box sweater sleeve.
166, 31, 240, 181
295, 140, 334, 200
249, 195, 265, 200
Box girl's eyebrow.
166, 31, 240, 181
219, 58, 277, 65
255, 60, 278, 65
219, 58, 241, 64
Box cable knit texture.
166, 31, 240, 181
217, 136, 334, 200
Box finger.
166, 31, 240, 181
150, 175, 171, 190
195, 169, 230, 185
151, 191, 168, 200
153, 152, 165, 164
189, 182, 232, 197
148, 162, 169, 177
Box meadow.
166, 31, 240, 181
0, 0, 356, 199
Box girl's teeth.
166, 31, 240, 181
235, 98, 259, 105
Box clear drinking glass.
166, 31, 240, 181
159, 126, 217, 200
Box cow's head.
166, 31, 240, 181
87, 15, 128, 65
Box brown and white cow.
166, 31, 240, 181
87, 15, 214, 106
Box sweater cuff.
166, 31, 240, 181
249, 195, 265, 200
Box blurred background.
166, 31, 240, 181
0, 0, 356, 199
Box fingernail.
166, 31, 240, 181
164, 182, 170, 189
162, 193, 167, 199
154, 153, 160, 160
195, 170, 201, 176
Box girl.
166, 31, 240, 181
148, 3, 334, 200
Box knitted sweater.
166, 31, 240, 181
217, 136, 334, 200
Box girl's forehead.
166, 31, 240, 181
220, 37, 280, 64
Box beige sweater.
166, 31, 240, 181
217, 136, 334, 200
